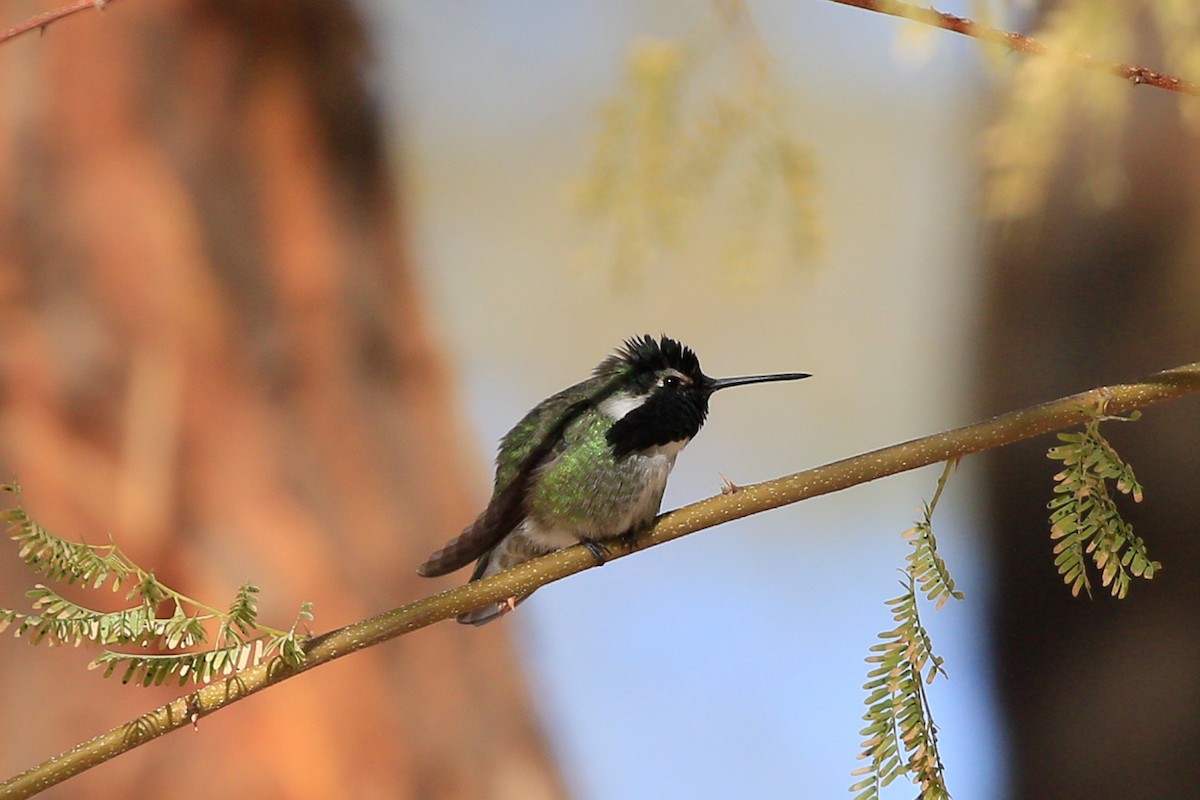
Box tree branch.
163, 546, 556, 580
0, 0, 117, 48
3, 361, 1200, 797
826, 0, 1200, 96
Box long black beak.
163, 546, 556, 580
706, 372, 811, 392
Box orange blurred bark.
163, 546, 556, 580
0, 2, 564, 797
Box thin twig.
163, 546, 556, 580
0, 0, 117, 48
2, 361, 1200, 797
827, 0, 1200, 96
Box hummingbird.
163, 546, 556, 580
418, 334, 810, 624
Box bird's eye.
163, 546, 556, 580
661, 375, 681, 389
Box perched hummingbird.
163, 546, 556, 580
418, 334, 809, 624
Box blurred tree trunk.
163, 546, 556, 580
980, 23, 1200, 800
0, 2, 564, 798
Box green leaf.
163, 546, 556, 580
1046, 415, 1157, 600
5, 507, 132, 591
2, 492, 314, 686
851, 462, 956, 799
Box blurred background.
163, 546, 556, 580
0, 1, 1197, 798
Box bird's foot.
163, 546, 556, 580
579, 538, 610, 565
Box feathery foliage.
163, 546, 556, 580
0, 485, 314, 686
904, 467, 964, 613
1047, 412, 1158, 599
576, 3, 820, 281
852, 462, 959, 800
6, 505, 132, 590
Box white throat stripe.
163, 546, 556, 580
599, 394, 647, 420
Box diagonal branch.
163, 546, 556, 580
0, 0, 118, 48
827, 0, 1200, 96
3, 361, 1200, 797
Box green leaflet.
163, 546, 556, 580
1047, 414, 1158, 599
851, 461, 958, 800
1, 486, 313, 686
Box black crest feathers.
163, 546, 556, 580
595, 334, 703, 382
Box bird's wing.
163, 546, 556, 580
417, 377, 617, 577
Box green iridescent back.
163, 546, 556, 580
493, 375, 608, 490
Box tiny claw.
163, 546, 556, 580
501, 596, 518, 614
580, 539, 610, 565
719, 472, 742, 494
